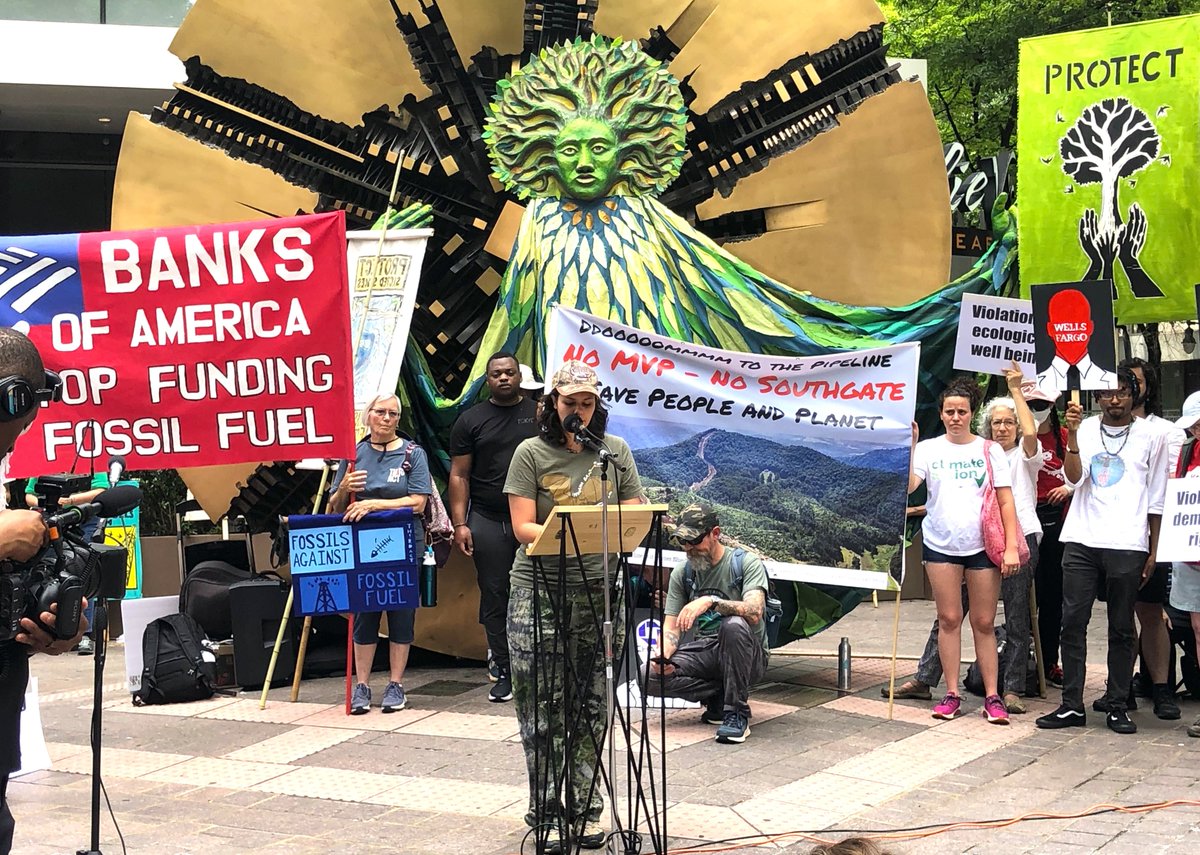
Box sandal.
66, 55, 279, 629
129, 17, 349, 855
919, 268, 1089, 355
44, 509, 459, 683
881, 679, 932, 700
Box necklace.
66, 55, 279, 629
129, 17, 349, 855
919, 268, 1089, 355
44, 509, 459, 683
1099, 423, 1131, 456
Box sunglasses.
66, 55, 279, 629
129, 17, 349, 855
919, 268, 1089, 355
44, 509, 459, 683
1028, 400, 1052, 412
676, 530, 711, 547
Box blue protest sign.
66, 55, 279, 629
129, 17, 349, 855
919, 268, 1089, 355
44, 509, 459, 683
287, 510, 419, 616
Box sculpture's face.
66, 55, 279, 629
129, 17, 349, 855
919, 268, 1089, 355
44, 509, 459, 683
554, 117, 618, 200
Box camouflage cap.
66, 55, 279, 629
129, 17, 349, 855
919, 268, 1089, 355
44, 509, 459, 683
671, 501, 719, 543
551, 360, 601, 396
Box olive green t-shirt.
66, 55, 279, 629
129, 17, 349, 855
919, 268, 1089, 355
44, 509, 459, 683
504, 435, 642, 588
665, 547, 771, 656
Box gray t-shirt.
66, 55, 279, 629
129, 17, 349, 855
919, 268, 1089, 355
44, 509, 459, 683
665, 547, 770, 656
329, 439, 432, 548
503, 435, 642, 588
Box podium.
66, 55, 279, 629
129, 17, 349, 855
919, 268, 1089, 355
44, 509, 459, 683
523, 504, 669, 855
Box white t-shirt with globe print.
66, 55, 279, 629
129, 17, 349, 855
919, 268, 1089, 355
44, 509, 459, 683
912, 435, 1011, 556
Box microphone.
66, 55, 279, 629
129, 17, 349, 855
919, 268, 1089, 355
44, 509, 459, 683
107, 454, 126, 486
46, 484, 143, 531
562, 414, 626, 471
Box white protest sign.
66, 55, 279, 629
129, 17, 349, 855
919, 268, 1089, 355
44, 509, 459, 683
1156, 477, 1200, 563
953, 293, 1036, 376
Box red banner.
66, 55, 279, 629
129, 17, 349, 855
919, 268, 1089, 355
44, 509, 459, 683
5, 212, 356, 476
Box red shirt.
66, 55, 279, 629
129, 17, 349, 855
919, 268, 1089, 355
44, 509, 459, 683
1035, 428, 1070, 503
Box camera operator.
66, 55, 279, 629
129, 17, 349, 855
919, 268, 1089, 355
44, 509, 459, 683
0, 328, 86, 854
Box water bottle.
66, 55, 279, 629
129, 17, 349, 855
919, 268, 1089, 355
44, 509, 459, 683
837, 637, 852, 693
419, 545, 438, 607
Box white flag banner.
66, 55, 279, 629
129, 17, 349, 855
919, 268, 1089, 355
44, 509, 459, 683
545, 306, 919, 591
345, 228, 432, 412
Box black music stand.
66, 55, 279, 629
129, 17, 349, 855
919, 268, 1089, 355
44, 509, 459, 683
525, 504, 668, 855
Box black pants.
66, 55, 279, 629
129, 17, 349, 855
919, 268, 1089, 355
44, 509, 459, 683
646, 616, 767, 716
469, 510, 518, 671
1060, 543, 1146, 710
1, 773, 12, 855
1035, 503, 1066, 672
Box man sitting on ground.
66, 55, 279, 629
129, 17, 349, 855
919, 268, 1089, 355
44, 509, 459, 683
647, 502, 769, 744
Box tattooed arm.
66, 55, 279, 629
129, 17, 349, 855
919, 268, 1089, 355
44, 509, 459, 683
713, 589, 765, 625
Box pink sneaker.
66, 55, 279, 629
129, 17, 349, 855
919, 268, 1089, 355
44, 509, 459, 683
932, 693, 963, 720
983, 694, 1010, 725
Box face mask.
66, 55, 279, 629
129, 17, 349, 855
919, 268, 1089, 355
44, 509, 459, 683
1033, 408, 1052, 426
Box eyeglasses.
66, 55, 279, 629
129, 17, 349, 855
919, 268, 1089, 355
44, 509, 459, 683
991, 419, 1017, 427
370, 408, 400, 418
1094, 390, 1131, 401
676, 530, 711, 547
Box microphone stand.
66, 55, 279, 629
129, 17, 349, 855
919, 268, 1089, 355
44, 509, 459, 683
571, 428, 626, 854
80, 593, 109, 855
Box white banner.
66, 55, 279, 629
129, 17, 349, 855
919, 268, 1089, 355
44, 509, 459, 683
1157, 477, 1200, 563
345, 228, 432, 412
953, 293, 1036, 376
545, 306, 919, 590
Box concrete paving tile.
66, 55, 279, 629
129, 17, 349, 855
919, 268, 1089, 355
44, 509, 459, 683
225, 724, 362, 763
395, 710, 521, 741
43, 740, 89, 763
251, 765, 404, 802
293, 704, 436, 730
733, 797, 843, 838
197, 698, 335, 724
139, 756, 292, 789
821, 695, 937, 727
664, 802, 765, 845
760, 771, 906, 809
367, 775, 526, 816
101, 695, 241, 716
52, 745, 191, 778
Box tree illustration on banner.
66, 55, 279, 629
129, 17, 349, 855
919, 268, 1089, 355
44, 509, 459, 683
1059, 98, 1163, 299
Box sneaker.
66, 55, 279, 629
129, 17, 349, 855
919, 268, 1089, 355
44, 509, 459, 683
1047, 665, 1064, 688
1187, 715, 1200, 738
1036, 703, 1086, 729
715, 711, 750, 743
487, 651, 501, 683
381, 681, 406, 713
351, 682, 371, 715
489, 671, 513, 703
1106, 707, 1137, 734
1092, 686, 1137, 713
881, 678, 932, 700
700, 696, 724, 725
577, 819, 605, 849
76, 635, 94, 656
983, 694, 1010, 725
1151, 685, 1181, 720
931, 693, 963, 720
1002, 692, 1027, 714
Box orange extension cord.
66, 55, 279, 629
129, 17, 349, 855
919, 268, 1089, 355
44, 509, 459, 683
664, 798, 1200, 853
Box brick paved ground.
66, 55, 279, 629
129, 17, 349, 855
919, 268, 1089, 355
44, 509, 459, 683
9, 599, 1199, 854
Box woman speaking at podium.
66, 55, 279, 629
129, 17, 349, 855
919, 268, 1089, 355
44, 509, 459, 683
504, 360, 644, 850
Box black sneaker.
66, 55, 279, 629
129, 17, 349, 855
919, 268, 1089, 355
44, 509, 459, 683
577, 819, 605, 849
700, 696, 724, 725
1036, 703, 1086, 729
1151, 685, 1181, 720
1092, 690, 1137, 712
489, 671, 513, 703
715, 710, 750, 743
1106, 707, 1137, 734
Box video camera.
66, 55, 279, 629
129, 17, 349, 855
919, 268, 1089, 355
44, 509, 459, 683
0, 483, 143, 643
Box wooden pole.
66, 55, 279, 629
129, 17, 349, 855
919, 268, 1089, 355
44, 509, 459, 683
345, 615, 355, 716
258, 585, 294, 710
289, 462, 334, 702
886, 586, 903, 721
1029, 575, 1048, 698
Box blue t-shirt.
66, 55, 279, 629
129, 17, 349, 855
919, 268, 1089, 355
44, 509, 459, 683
331, 439, 432, 548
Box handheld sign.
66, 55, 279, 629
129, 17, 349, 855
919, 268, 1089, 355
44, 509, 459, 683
953, 294, 1036, 377
1030, 280, 1118, 394
1156, 478, 1200, 563
287, 509, 418, 616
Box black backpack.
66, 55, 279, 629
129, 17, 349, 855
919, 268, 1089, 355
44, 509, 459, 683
180, 560, 254, 641
134, 613, 217, 706
683, 548, 785, 648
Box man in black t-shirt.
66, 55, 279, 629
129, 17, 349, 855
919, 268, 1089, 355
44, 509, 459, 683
448, 352, 539, 703
0, 328, 86, 854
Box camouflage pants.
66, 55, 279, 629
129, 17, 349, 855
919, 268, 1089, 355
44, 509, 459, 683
508, 581, 624, 829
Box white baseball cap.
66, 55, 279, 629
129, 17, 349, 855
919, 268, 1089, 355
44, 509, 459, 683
1175, 391, 1200, 430
518, 363, 544, 392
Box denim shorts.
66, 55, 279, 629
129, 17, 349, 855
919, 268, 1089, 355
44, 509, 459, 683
922, 544, 993, 570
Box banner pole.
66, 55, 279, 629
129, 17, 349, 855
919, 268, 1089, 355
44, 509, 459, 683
351, 150, 406, 358
886, 586, 903, 721
290, 463, 333, 702
345, 615, 355, 716
258, 584, 294, 710
1029, 576, 1048, 698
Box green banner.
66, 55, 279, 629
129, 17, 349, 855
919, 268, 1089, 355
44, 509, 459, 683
1018, 16, 1200, 324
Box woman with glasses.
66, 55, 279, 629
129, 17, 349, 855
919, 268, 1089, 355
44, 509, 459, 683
329, 393, 432, 714
978, 364, 1043, 713
909, 376, 1022, 725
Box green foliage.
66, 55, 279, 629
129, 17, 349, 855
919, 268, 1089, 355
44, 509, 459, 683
881, 0, 1200, 158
